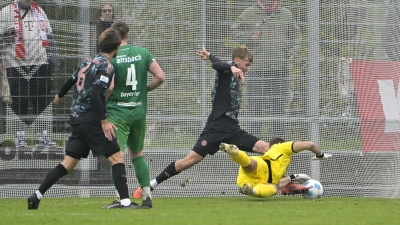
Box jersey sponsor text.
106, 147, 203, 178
120, 91, 140, 97
117, 101, 142, 107
116, 54, 142, 64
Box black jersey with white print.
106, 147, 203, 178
207, 54, 242, 123
58, 54, 114, 125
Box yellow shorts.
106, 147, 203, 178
236, 157, 278, 198
236, 157, 270, 187
236, 141, 296, 198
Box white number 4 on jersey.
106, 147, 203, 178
126, 64, 138, 90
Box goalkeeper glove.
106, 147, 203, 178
288, 174, 310, 184
312, 153, 332, 160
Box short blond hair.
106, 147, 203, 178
232, 45, 253, 63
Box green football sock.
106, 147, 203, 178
132, 156, 150, 187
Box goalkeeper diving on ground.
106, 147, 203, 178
219, 137, 332, 197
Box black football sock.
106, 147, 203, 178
38, 164, 68, 195
112, 163, 129, 200
155, 161, 179, 184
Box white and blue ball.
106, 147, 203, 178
302, 179, 323, 199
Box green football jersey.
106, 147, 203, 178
108, 44, 155, 120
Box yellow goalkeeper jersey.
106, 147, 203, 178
259, 141, 296, 184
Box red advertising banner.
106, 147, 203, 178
350, 60, 400, 152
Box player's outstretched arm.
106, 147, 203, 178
292, 141, 332, 160
195, 45, 235, 73
288, 174, 310, 184
147, 61, 165, 92
54, 76, 76, 104
53, 94, 62, 104
195, 45, 210, 60
195, 45, 226, 65
277, 176, 291, 189
312, 153, 332, 160
277, 174, 310, 190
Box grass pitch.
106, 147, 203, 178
1, 197, 399, 225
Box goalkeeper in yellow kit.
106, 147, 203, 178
219, 137, 332, 197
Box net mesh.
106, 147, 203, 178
1, 0, 400, 199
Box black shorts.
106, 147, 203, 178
65, 123, 120, 158
192, 116, 260, 157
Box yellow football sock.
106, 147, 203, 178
230, 150, 251, 167
253, 184, 278, 198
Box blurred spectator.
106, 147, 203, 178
230, 0, 301, 139
0, 0, 9, 104
92, 0, 115, 54
0, 0, 59, 147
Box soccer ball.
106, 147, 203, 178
302, 179, 323, 199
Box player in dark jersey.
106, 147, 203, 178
133, 45, 272, 196
103, 21, 165, 209
27, 28, 141, 210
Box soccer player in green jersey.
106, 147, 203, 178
104, 21, 165, 209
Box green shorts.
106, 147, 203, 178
108, 118, 146, 153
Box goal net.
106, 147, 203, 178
1, 0, 400, 199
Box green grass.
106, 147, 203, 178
1, 197, 399, 225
